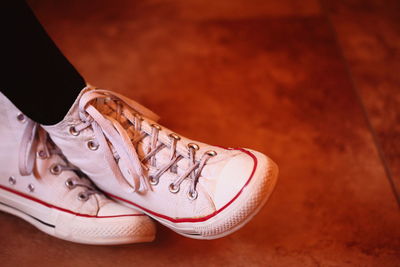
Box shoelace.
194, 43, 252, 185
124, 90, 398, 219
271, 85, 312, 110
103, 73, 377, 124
19, 120, 97, 201
72, 88, 217, 198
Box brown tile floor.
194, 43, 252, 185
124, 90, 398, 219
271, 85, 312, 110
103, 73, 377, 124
1, 0, 399, 266
324, 0, 400, 202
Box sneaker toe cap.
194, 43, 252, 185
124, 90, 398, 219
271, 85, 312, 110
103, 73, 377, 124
95, 202, 156, 242
213, 149, 272, 210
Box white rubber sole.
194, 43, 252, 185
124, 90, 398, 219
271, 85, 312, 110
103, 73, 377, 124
0, 187, 155, 245
183, 158, 278, 240
114, 150, 278, 240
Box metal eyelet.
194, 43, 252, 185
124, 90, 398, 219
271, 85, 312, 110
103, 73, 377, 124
187, 143, 200, 150
149, 175, 159, 185
17, 113, 26, 123
50, 164, 62, 175
8, 176, 16, 185
28, 184, 35, 192
187, 190, 198, 200
77, 192, 89, 201
69, 126, 80, 136
169, 133, 181, 140
37, 150, 48, 159
206, 150, 217, 157
169, 183, 180, 193
151, 124, 162, 130
87, 140, 99, 151
65, 178, 76, 189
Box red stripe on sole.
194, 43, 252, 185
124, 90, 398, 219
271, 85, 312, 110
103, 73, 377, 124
0, 185, 143, 218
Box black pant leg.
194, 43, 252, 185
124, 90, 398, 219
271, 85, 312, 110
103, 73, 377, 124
0, 0, 85, 125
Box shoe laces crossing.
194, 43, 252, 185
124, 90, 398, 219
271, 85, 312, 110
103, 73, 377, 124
72, 88, 217, 198
19, 121, 97, 201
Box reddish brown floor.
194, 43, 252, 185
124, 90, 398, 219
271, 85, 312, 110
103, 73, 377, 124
325, 0, 400, 202
1, 0, 399, 266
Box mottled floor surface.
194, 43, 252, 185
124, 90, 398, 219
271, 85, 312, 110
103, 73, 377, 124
1, 0, 399, 266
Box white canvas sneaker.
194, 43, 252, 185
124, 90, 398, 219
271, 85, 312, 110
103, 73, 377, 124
0, 92, 156, 245
43, 86, 279, 239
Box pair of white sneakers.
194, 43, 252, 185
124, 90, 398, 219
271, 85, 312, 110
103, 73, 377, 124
0, 85, 278, 245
